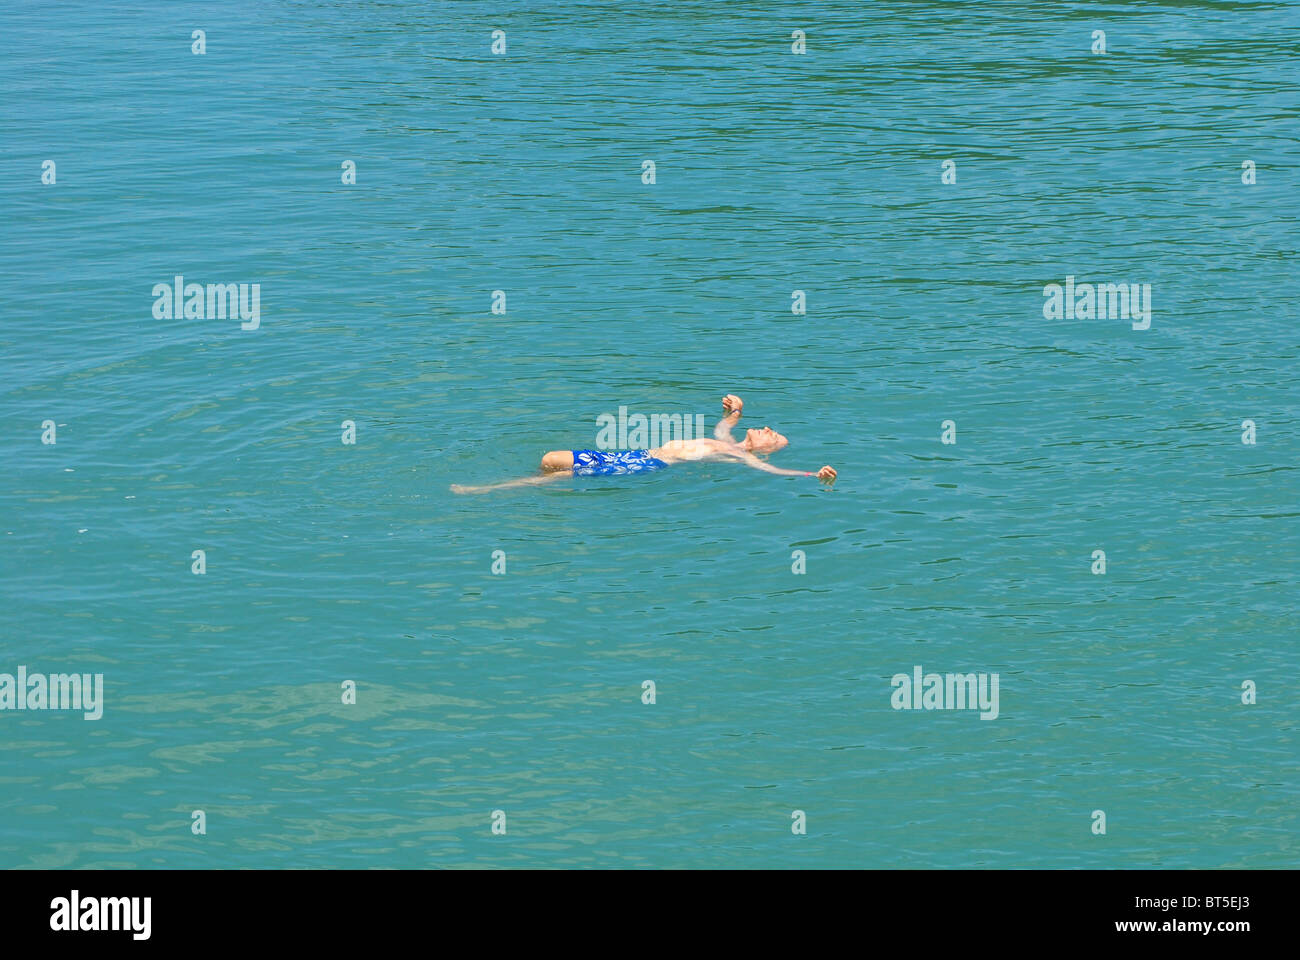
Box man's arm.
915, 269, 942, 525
714, 394, 744, 440
736, 453, 837, 483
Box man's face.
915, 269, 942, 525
746, 426, 789, 454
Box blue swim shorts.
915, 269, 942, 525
571, 449, 668, 477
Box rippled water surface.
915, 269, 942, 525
1, 1, 1297, 868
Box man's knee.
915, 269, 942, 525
541, 450, 573, 472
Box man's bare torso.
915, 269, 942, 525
650, 437, 743, 463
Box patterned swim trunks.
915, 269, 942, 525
571, 449, 668, 477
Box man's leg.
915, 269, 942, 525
450, 450, 574, 494
451, 472, 570, 494
540, 450, 575, 472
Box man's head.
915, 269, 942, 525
744, 426, 789, 454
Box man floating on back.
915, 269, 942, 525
451, 394, 837, 494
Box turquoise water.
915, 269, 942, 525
2, 1, 1297, 868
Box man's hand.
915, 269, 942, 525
722, 394, 744, 416
817, 466, 837, 483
